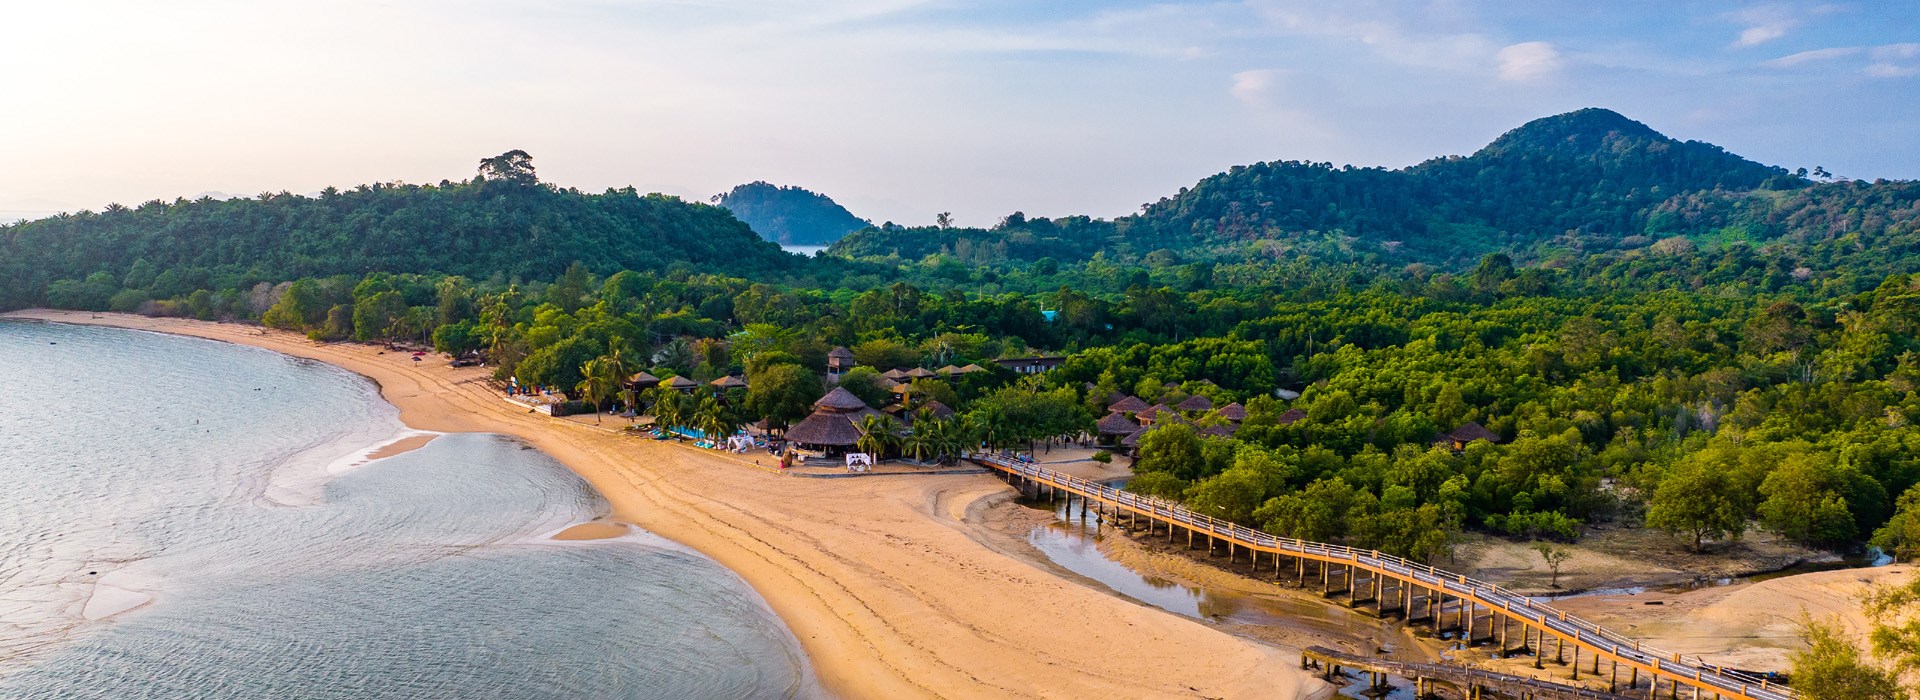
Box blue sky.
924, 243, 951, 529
1, 1, 1914, 226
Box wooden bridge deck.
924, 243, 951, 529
1304, 645, 1637, 700
970, 454, 1796, 700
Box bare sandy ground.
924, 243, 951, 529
6, 310, 1324, 700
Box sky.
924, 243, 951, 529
2, 1, 1916, 227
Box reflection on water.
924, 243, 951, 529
1019, 489, 1335, 628
0, 321, 817, 699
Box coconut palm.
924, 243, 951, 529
856, 414, 895, 459
576, 355, 625, 423
648, 386, 685, 434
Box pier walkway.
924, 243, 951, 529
970, 454, 1795, 700
1303, 645, 1636, 700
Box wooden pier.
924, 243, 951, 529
1304, 645, 1637, 700
971, 454, 1796, 700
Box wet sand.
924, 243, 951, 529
366, 434, 437, 461
552, 522, 631, 541
6, 311, 1324, 700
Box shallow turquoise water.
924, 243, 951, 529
0, 320, 817, 698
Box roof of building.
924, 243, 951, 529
828, 346, 856, 360
1447, 422, 1503, 444
710, 375, 747, 389
1175, 395, 1214, 412
958, 364, 988, 373
1107, 395, 1151, 414
663, 375, 698, 389
936, 365, 963, 375
785, 411, 863, 446
1120, 427, 1148, 446
1217, 402, 1247, 422
905, 367, 936, 379
627, 371, 661, 386
814, 386, 871, 412
1096, 412, 1141, 435
882, 368, 909, 380
1276, 407, 1307, 425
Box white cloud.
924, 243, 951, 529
1871, 43, 1920, 61
1496, 42, 1563, 82
1729, 5, 1798, 47
1230, 69, 1287, 106
1737, 24, 1789, 47
1865, 63, 1919, 78
1766, 47, 1860, 67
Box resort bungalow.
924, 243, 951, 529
1095, 412, 1140, 446
1276, 408, 1306, 425
663, 375, 698, 392
627, 371, 661, 392
1106, 395, 1150, 415
994, 356, 1065, 374
1216, 402, 1247, 423
785, 387, 887, 457
1175, 395, 1213, 413
827, 346, 855, 380
1437, 422, 1503, 453
886, 399, 955, 425
958, 363, 988, 375
710, 375, 748, 391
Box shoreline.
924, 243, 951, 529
5, 311, 1323, 700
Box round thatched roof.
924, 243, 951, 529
1176, 395, 1213, 412
627, 371, 661, 387
1217, 402, 1247, 421
710, 375, 748, 389
905, 367, 936, 379
815, 386, 871, 412
786, 411, 862, 446
663, 375, 697, 389
958, 364, 987, 373
1096, 412, 1141, 435
1106, 395, 1150, 414
828, 346, 855, 360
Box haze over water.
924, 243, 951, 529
0, 320, 815, 698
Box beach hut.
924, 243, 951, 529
1106, 395, 1150, 415
905, 367, 936, 380
1275, 407, 1306, 425
935, 365, 963, 376
710, 375, 748, 391
627, 371, 661, 391
1095, 412, 1140, 445
1216, 402, 1247, 422
957, 364, 987, 374
663, 375, 698, 392
1136, 404, 1178, 426
1175, 395, 1213, 412
786, 387, 886, 456
882, 368, 910, 381
889, 399, 956, 425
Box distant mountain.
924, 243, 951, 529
836, 108, 1842, 268
0, 153, 800, 309
712, 182, 870, 246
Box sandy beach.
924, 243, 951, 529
5, 310, 1323, 700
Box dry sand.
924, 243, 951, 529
551, 521, 631, 541
7, 310, 1324, 700
366, 434, 437, 460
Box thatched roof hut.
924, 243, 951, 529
905, 367, 936, 379
1276, 407, 1306, 425
627, 371, 661, 390
787, 387, 882, 449
1096, 412, 1140, 436
882, 368, 909, 380
1176, 395, 1214, 412
1136, 404, 1176, 424
1106, 395, 1150, 414
663, 375, 698, 391
828, 346, 856, 371
936, 365, 963, 375
710, 375, 748, 390
957, 364, 987, 374
1217, 402, 1247, 422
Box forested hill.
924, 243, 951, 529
0, 151, 799, 310
712, 181, 870, 246
1133, 108, 1794, 257
835, 108, 1918, 272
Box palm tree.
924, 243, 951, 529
901, 427, 933, 464
856, 414, 895, 460
649, 386, 685, 434
577, 355, 624, 424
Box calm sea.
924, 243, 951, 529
0, 320, 817, 699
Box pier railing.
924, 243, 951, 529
969, 453, 1795, 700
